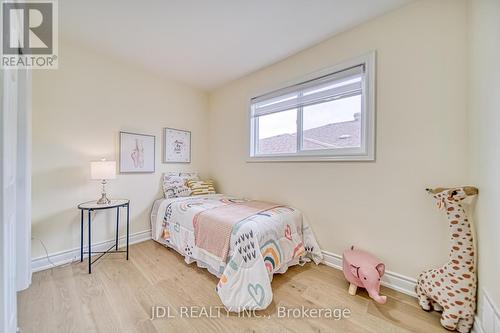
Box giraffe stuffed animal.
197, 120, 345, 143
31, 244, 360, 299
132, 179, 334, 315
416, 186, 478, 333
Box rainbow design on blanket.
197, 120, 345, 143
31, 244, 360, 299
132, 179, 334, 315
293, 242, 305, 258
260, 240, 282, 273
216, 274, 228, 291
179, 201, 204, 211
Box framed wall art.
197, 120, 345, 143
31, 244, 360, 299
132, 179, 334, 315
163, 128, 191, 163
119, 131, 156, 173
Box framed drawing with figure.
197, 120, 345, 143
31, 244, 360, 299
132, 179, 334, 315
119, 131, 155, 173
163, 128, 191, 163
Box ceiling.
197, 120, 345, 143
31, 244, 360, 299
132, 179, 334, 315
60, 0, 413, 91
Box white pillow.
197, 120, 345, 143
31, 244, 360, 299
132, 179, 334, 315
162, 172, 199, 198
164, 185, 191, 198
179, 172, 199, 181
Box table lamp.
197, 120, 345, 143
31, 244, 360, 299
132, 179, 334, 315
90, 159, 116, 204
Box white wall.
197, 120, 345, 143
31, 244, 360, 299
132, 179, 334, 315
208, 0, 468, 279
468, 0, 500, 316
31, 39, 209, 259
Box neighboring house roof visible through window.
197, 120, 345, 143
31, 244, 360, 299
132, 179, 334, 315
258, 116, 361, 155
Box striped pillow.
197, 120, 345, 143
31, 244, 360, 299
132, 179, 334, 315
186, 179, 216, 196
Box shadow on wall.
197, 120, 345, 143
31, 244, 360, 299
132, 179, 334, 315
156, 176, 164, 199
31, 207, 79, 257
31, 205, 136, 258
32, 165, 88, 193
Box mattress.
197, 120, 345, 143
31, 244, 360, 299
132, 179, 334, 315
150, 194, 322, 311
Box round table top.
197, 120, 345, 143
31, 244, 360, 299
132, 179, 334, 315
78, 199, 129, 210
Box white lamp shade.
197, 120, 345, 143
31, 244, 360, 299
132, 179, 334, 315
90, 160, 116, 180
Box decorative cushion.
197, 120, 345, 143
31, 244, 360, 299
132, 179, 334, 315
164, 185, 191, 198
162, 172, 199, 198
179, 172, 199, 180
186, 179, 216, 196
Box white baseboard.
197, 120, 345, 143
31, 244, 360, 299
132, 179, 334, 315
472, 315, 484, 333
31, 229, 152, 273
322, 250, 417, 298
474, 289, 500, 333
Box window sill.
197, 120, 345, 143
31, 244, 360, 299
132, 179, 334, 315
246, 154, 375, 163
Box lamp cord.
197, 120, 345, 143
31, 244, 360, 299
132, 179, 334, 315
32, 237, 57, 268
32, 236, 80, 269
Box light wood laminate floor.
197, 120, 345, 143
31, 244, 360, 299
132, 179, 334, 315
18, 240, 449, 333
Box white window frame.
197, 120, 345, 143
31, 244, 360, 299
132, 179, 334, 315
248, 52, 376, 162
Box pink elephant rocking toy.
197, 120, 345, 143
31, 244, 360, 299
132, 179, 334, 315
342, 246, 387, 304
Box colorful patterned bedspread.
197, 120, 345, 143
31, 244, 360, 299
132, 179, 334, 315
151, 194, 323, 312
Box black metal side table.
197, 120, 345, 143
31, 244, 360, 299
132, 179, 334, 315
78, 199, 130, 274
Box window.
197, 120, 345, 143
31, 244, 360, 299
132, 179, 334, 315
249, 53, 375, 161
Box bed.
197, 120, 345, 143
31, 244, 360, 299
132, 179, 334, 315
150, 193, 323, 312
